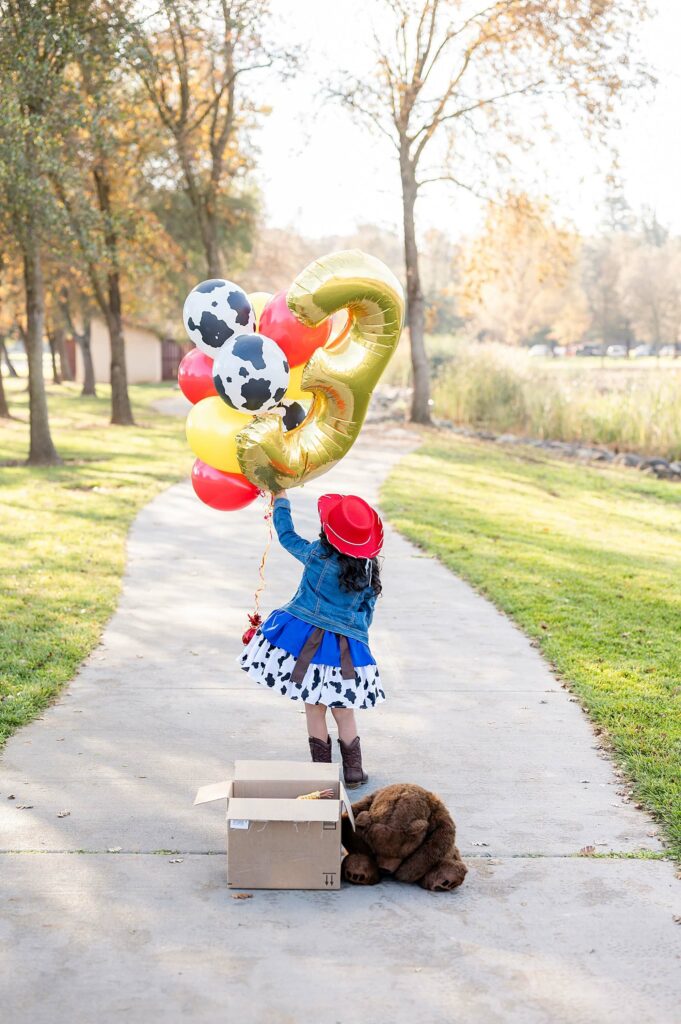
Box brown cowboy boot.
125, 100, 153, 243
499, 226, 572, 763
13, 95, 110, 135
338, 736, 368, 788
309, 735, 332, 763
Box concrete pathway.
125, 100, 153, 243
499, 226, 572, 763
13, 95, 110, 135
1, 425, 679, 1024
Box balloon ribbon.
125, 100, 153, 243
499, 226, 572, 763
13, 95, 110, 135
242, 493, 274, 644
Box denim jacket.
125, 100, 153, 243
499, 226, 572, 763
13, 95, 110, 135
273, 497, 377, 644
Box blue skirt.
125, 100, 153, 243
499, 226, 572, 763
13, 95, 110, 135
239, 609, 384, 709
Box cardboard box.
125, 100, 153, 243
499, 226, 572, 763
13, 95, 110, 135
194, 760, 355, 890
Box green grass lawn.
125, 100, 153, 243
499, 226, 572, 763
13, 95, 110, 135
382, 433, 681, 858
0, 378, 189, 746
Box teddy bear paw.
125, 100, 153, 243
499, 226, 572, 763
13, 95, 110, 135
342, 853, 380, 886
421, 859, 468, 893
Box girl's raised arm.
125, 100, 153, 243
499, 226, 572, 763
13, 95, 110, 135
272, 495, 311, 564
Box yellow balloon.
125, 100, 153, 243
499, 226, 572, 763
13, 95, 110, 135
186, 397, 253, 474
236, 250, 404, 492
248, 291, 273, 331
285, 362, 314, 402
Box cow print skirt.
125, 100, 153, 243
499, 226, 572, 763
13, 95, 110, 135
238, 609, 385, 709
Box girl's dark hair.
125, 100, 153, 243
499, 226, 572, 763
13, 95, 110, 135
319, 531, 382, 596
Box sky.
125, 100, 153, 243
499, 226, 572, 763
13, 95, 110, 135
252, 0, 681, 241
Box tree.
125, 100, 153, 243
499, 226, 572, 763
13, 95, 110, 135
128, 0, 281, 278
619, 239, 681, 350
459, 194, 585, 346
332, 0, 649, 422
582, 235, 630, 349
0, 1, 81, 463
50, 4, 181, 424
48, 6, 140, 424
420, 228, 461, 334
0, 251, 17, 414
0, 353, 8, 418
0, 257, 9, 417
58, 285, 97, 397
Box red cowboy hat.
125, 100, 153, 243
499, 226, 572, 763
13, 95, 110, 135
318, 493, 384, 559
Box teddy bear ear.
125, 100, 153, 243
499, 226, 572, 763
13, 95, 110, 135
408, 818, 429, 835
355, 811, 371, 827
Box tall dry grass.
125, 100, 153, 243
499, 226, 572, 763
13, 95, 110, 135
426, 340, 681, 459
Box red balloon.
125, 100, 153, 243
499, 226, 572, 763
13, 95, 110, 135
258, 289, 332, 368
191, 460, 260, 512
178, 349, 217, 404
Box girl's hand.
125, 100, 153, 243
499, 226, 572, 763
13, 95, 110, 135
271, 490, 286, 501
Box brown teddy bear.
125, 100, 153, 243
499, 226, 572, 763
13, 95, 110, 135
341, 783, 467, 892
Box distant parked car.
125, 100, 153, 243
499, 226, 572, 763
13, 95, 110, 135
528, 343, 552, 357
553, 345, 567, 357
631, 344, 653, 358
606, 344, 627, 358
575, 344, 605, 357
658, 344, 679, 357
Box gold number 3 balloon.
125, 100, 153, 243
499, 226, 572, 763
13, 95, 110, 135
236, 250, 405, 492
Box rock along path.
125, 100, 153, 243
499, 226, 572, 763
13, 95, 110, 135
1, 423, 679, 1024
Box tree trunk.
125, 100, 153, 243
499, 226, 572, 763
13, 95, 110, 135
23, 242, 60, 465
79, 319, 96, 397
203, 194, 222, 278
57, 289, 96, 396
176, 134, 223, 278
107, 291, 134, 425
205, 225, 222, 278
47, 330, 62, 384
400, 159, 431, 424
0, 338, 19, 377
92, 162, 134, 425
0, 356, 9, 418
54, 327, 74, 381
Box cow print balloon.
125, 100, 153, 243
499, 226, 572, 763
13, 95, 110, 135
278, 399, 310, 432
212, 333, 290, 413
183, 279, 255, 357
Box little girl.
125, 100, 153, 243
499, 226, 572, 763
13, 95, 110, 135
239, 491, 385, 788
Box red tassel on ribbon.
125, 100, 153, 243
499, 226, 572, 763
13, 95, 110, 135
242, 612, 262, 645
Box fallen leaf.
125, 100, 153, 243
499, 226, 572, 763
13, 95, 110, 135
17, 804, 34, 810
472, 841, 489, 847
57, 810, 70, 818
169, 858, 184, 864
7, 794, 15, 800
231, 892, 253, 900
107, 846, 122, 853
579, 845, 596, 857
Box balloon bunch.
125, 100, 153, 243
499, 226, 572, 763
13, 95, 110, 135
179, 250, 405, 511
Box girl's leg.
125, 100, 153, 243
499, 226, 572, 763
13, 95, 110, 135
331, 708, 367, 787
306, 702, 332, 764
305, 702, 329, 741
330, 707, 358, 744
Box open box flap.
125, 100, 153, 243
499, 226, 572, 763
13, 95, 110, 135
226, 797, 340, 823
234, 760, 339, 782
194, 780, 233, 806
339, 782, 355, 831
